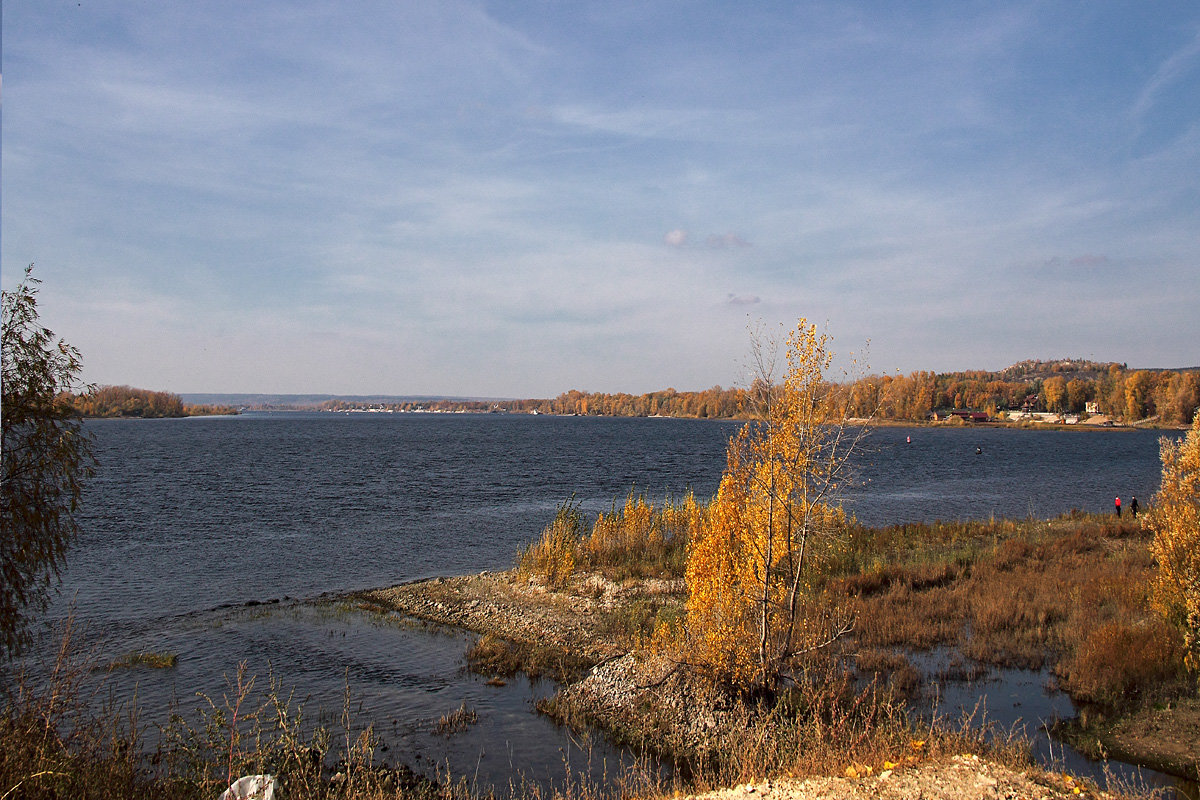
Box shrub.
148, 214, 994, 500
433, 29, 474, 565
1055, 618, 1187, 709
1148, 414, 1200, 673
516, 498, 584, 588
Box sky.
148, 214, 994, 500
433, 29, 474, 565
3, 1, 1199, 397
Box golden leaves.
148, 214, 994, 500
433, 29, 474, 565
1148, 414, 1200, 672
682, 318, 861, 688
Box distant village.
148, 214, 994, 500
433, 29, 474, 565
316, 359, 1198, 428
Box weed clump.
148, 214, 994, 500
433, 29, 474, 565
106, 650, 177, 670
1055, 618, 1189, 708
517, 491, 703, 587
464, 631, 592, 683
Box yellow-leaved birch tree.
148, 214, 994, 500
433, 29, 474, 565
685, 319, 870, 689
1148, 413, 1200, 674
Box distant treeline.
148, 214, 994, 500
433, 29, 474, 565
65, 385, 239, 418
323, 359, 1200, 426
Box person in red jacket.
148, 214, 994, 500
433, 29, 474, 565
1115, 496, 1122, 517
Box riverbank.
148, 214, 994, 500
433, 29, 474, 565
355, 530, 1196, 798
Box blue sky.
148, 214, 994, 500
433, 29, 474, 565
4, 1, 1199, 396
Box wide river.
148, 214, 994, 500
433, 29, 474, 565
34, 413, 1183, 795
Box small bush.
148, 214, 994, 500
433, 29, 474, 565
516, 498, 584, 588
465, 633, 523, 677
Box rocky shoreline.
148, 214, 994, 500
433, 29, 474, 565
352, 570, 1143, 800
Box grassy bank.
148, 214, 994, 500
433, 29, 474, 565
5, 506, 1190, 799
514, 495, 1195, 784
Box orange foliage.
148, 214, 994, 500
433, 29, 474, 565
684, 320, 863, 688
1148, 414, 1200, 672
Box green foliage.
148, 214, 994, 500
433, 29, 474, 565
1, 265, 96, 659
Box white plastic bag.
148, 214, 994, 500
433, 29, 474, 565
218, 774, 276, 800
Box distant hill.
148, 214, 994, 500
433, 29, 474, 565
995, 358, 1121, 384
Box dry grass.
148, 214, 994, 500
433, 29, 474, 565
517, 492, 701, 587
844, 514, 1192, 712
522, 493, 1192, 718
464, 631, 593, 683
1, 620, 441, 800
433, 704, 477, 737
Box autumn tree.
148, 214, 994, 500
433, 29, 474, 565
1042, 375, 1067, 413
684, 320, 869, 689
1148, 413, 1200, 675
1066, 378, 1092, 414
1124, 370, 1154, 422
1, 266, 95, 658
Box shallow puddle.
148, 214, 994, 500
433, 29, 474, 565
908, 647, 1196, 798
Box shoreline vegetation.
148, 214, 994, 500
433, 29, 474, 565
61, 357, 1199, 429
356, 509, 1199, 790
63, 385, 239, 418
316, 357, 1199, 429
5, 511, 1195, 800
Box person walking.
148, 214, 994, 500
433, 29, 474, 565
1115, 496, 1122, 517
1131, 496, 1139, 517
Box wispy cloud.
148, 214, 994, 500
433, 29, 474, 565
5, 1, 1199, 393
1132, 25, 1200, 122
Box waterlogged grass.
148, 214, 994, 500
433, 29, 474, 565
3, 623, 442, 800
840, 514, 1192, 712
106, 650, 178, 670
464, 631, 592, 683
516, 491, 1193, 725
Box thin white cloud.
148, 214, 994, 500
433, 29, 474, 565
4, 1, 1199, 393
1132, 25, 1200, 122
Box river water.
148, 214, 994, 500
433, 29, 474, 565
31, 413, 1187, 796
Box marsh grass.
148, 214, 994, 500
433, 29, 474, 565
517, 492, 701, 587
433, 704, 477, 737
105, 650, 177, 670
464, 632, 592, 683
2, 620, 441, 800
840, 513, 1192, 714
521, 493, 1191, 719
